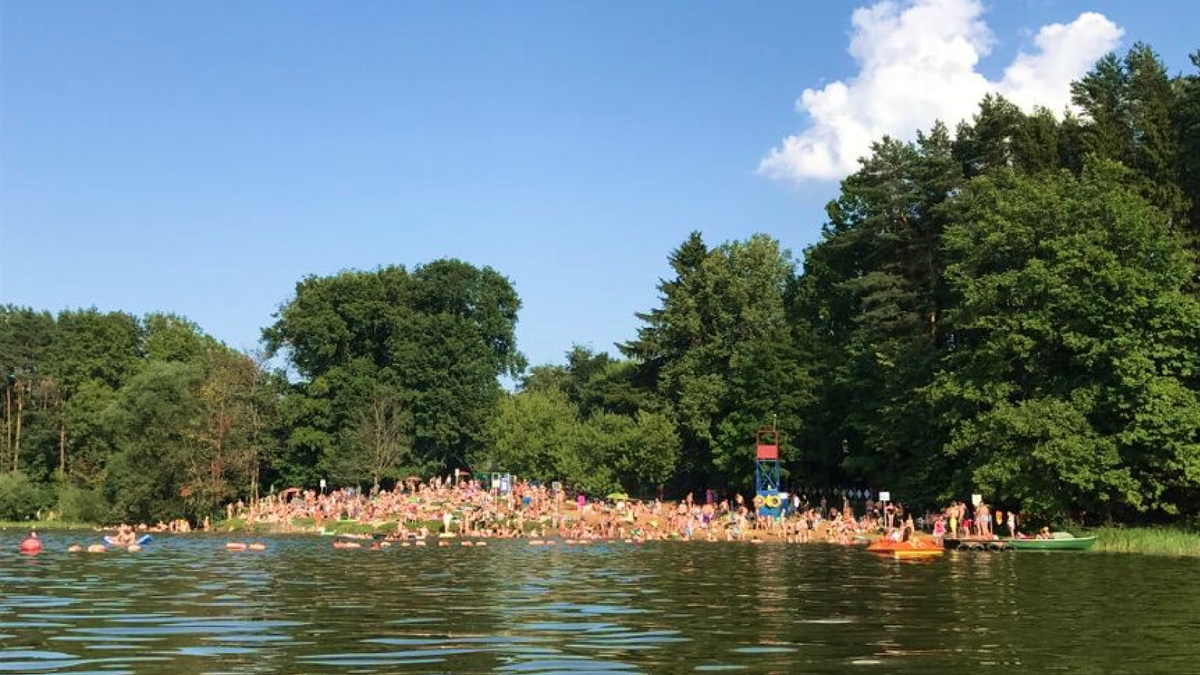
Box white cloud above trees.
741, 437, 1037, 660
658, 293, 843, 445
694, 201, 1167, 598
759, 0, 1122, 182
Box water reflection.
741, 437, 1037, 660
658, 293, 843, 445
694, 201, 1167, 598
1, 533, 1198, 674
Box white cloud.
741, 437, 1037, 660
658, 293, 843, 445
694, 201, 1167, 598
759, 0, 1122, 183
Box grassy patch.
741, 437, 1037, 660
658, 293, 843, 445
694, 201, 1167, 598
221, 517, 248, 531
1091, 526, 1200, 557
218, 517, 440, 535
322, 520, 378, 535
0, 520, 97, 531
404, 519, 445, 534
218, 517, 279, 533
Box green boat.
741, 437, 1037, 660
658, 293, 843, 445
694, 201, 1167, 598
1008, 533, 1096, 551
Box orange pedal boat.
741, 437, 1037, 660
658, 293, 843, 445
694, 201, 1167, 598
867, 537, 944, 559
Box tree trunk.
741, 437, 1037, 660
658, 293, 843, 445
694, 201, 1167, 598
4, 386, 10, 466
14, 384, 23, 472
60, 418, 67, 475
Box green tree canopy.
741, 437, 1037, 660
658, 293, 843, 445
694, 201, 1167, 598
264, 261, 525, 486
932, 160, 1200, 517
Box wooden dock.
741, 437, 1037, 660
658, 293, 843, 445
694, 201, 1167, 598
942, 538, 1011, 551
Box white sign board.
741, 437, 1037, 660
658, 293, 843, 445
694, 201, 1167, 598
878, 491, 890, 502
319, 479, 326, 489
972, 493, 982, 506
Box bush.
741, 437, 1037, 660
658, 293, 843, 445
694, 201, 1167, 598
0, 472, 42, 521
56, 483, 112, 523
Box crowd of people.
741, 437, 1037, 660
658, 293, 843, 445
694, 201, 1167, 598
222, 477, 1013, 546
18, 475, 1042, 554
927, 500, 1039, 543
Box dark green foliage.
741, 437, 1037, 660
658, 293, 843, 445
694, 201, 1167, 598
1175, 51, 1200, 263
782, 44, 1200, 520
1071, 45, 1189, 228
1071, 53, 1132, 162
955, 96, 1061, 177
479, 386, 680, 497
484, 342, 681, 496
1124, 44, 1188, 226
44, 308, 142, 392
333, 386, 413, 490
104, 361, 201, 522
55, 482, 111, 523
793, 126, 960, 502
933, 161, 1200, 516
1, 306, 283, 523
620, 233, 812, 490
0, 472, 45, 520
264, 260, 525, 485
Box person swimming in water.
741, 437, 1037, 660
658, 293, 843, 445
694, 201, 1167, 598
111, 524, 138, 547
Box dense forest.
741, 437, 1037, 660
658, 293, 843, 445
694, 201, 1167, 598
3, 44, 1199, 525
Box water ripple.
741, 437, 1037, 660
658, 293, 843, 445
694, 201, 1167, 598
0, 532, 1197, 674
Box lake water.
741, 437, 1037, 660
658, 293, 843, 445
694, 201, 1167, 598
1, 532, 1198, 674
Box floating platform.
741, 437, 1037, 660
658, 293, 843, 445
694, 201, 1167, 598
942, 538, 1011, 552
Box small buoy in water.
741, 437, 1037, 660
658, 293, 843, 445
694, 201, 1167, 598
67, 544, 83, 553
437, 541, 450, 547
248, 543, 267, 551
400, 541, 411, 547
20, 533, 43, 555
461, 541, 473, 547
415, 540, 426, 547
87, 544, 107, 553
529, 540, 545, 546
475, 541, 487, 547
226, 542, 248, 551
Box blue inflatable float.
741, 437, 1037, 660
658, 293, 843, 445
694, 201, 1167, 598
103, 534, 153, 547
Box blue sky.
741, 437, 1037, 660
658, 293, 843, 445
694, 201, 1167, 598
2, 0, 1197, 369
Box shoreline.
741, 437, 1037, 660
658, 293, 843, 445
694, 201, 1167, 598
7, 519, 1200, 557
